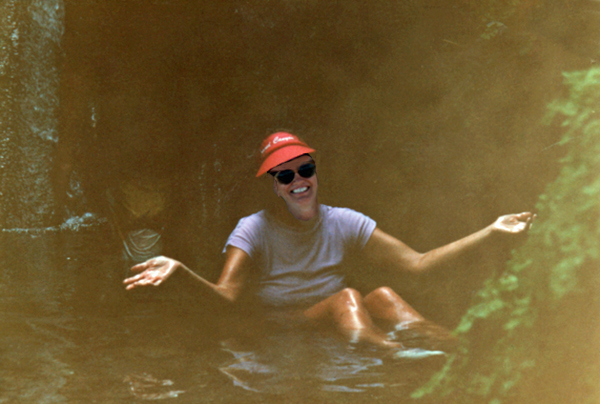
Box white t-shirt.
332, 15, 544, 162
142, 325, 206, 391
224, 205, 376, 308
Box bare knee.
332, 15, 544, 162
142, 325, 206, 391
366, 286, 400, 306
303, 288, 365, 322
330, 288, 370, 325
335, 288, 363, 308
334, 288, 364, 312
365, 286, 424, 324
372, 286, 397, 299
306, 288, 397, 347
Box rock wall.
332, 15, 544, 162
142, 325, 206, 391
0, 0, 64, 229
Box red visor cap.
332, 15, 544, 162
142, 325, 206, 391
256, 132, 316, 177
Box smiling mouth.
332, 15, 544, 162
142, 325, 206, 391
291, 187, 308, 194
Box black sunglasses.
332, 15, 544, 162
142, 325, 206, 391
270, 162, 316, 185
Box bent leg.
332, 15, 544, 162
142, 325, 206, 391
363, 287, 425, 330
365, 287, 458, 349
303, 288, 399, 348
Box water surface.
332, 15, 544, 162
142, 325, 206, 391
1, 225, 449, 404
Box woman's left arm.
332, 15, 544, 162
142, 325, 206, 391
362, 212, 535, 274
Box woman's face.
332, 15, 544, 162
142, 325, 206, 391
271, 155, 319, 221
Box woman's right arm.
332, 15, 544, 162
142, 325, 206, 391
123, 246, 252, 304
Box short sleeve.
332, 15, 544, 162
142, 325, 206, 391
223, 214, 264, 258
329, 207, 377, 250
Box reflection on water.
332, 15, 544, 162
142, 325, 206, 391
0, 226, 450, 403
124, 373, 185, 400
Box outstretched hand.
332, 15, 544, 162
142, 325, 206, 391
492, 212, 536, 234
123, 256, 180, 290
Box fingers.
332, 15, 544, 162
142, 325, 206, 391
517, 211, 537, 221
129, 256, 163, 273
124, 279, 161, 290
125, 282, 139, 290
516, 212, 536, 229
510, 212, 530, 220
511, 212, 536, 232
125, 279, 150, 290
130, 262, 149, 273
123, 272, 144, 285
123, 272, 163, 290
526, 213, 537, 230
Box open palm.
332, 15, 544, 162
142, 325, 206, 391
123, 256, 180, 290
493, 212, 535, 234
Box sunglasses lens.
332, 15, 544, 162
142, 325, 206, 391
276, 170, 295, 185
298, 163, 316, 178
274, 163, 316, 184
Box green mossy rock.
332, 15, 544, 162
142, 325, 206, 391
413, 66, 600, 404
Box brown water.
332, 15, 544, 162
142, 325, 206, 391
0, 226, 450, 404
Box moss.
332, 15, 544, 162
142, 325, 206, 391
412, 66, 600, 403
